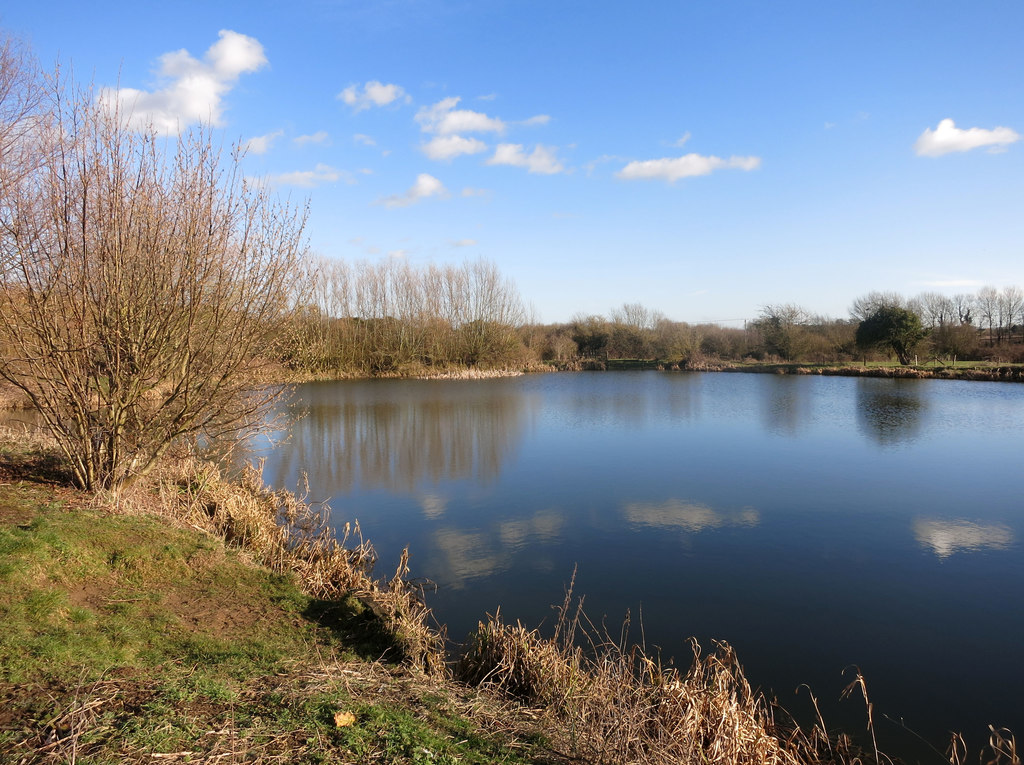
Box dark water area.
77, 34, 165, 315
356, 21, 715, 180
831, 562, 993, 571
250, 372, 1024, 762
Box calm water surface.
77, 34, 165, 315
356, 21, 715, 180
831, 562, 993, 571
253, 372, 1024, 760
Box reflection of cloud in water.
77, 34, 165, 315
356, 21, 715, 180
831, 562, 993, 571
498, 510, 563, 548
913, 518, 1013, 559
430, 509, 564, 589
622, 499, 759, 533
420, 493, 447, 520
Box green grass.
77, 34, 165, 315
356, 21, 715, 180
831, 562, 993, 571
0, 478, 550, 764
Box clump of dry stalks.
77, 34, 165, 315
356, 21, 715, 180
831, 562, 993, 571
147, 455, 446, 676
457, 587, 803, 765
456, 582, 1019, 765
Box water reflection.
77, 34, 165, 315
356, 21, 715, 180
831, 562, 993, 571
259, 381, 530, 492
429, 509, 564, 588
622, 499, 760, 533
913, 518, 1014, 558
855, 379, 925, 446
419, 493, 447, 520
759, 376, 811, 435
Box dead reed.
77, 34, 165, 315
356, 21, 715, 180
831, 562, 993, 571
455, 582, 1020, 765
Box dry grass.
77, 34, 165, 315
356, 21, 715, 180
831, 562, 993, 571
120, 455, 447, 677
456, 582, 1018, 765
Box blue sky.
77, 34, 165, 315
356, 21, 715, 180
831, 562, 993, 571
5, 1, 1023, 324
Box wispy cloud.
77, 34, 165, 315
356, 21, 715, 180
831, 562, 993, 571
377, 173, 448, 208
265, 163, 344, 188
98, 30, 267, 134
487, 143, 564, 174
338, 81, 410, 112
451, 238, 478, 247
353, 133, 377, 146
919, 278, 984, 288
616, 153, 760, 183
461, 187, 490, 198
243, 129, 283, 155
294, 130, 329, 146
914, 118, 1020, 157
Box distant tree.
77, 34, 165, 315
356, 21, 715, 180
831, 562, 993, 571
975, 286, 999, 346
915, 292, 956, 328
752, 304, 810, 361
849, 291, 905, 322
999, 286, 1023, 344
951, 293, 974, 326
571, 314, 610, 359
855, 306, 926, 365
930, 322, 978, 361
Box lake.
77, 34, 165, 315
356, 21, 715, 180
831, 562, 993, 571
251, 371, 1024, 760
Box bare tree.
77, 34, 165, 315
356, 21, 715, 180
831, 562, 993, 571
999, 286, 1023, 344
975, 286, 1000, 346
0, 72, 307, 490
849, 291, 904, 322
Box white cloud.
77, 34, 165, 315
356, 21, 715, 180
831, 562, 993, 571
97, 30, 267, 134
421, 134, 488, 160
243, 129, 283, 155
671, 131, 692, 147
616, 153, 761, 183
265, 163, 344, 188
338, 81, 409, 112
378, 173, 448, 208
387, 249, 409, 259
294, 130, 329, 146
461, 187, 489, 198
919, 278, 984, 288
415, 97, 505, 135
487, 143, 564, 174
914, 118, 1020, 157
519, 114, 551, 127
451, 238, 477, 247
353, 133, 377, 146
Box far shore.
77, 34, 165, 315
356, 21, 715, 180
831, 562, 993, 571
282, 358, 1024, 385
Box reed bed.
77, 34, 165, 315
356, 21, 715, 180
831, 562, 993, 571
138, 455, 447, 676
456, 584, 1019, 765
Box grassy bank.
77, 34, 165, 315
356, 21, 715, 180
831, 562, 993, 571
0, 472, 558, 763
581, 358, 1024, 382
1, 434, 1018, 764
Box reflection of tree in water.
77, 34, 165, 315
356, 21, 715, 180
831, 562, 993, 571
855, 379, 926, 446
259, 381, 529, 493
758, 376, 810, 435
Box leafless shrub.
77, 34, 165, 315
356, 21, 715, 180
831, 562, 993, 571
0, 50, 306, 491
